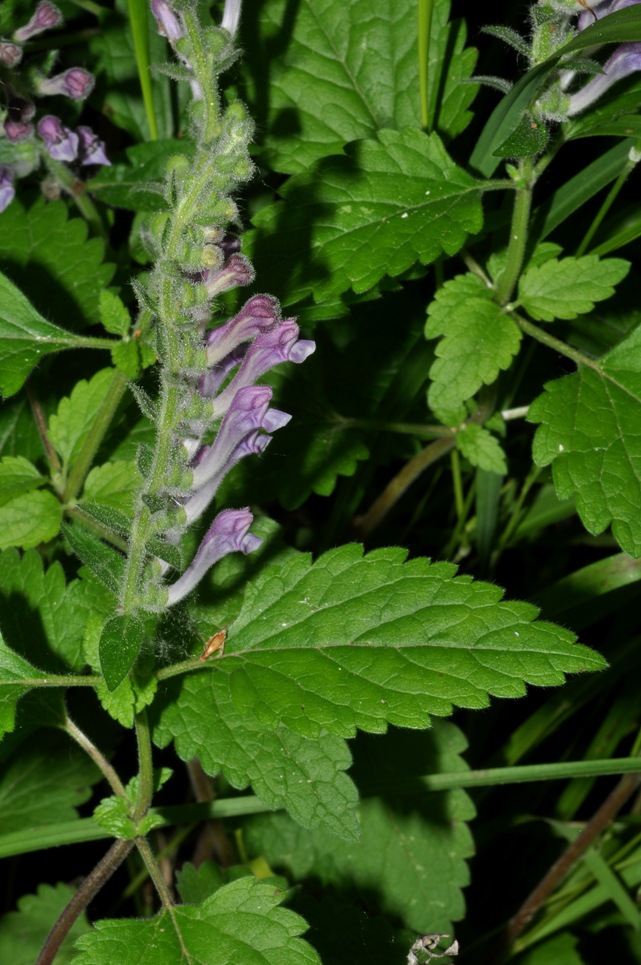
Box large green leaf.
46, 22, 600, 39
245, 722, 475, 934
71, 877, 320, 965
529, 324, 641, 557
245, 0, 477, 173
0, 271, 93, 399
249, 129, 484, 304
425, 272, 521, 420
0, 198, 115, 330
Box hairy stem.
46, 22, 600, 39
136, 836, 189, 958
496, 159, 534, 305
62, 711, 127, 798
26, 382, 61, 475
133, 708, 154, 823
35, 839, 134, 965
576, 142, 641, 256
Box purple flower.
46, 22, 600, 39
578, 0, 640, 28
221, 0, 242, 38
38, 115, 79, 161
77, 126, 110, 166
4, 119, 34, 142
206, 295, 280, 366
38, 68, 94, 101
201, 253, 255, 298
166, 508, 261, 606
210, 321, 316, 418
14, 2, 62, 42
568, 42, 641, 114
0, 42, 23, 68
182, 386, 291, 524
150, 0, 184, 42
0, 168, 15, 213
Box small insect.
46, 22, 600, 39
198, 625, 229, 662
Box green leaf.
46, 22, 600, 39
246, 722, 475, 934
82, 461, 141, 514
0, 732, 99, 835
0, 883, 91, 965
0, 490, 62, 550
0, 629, 47, 739
517, 933, 585, 964
248, 0, 477, 173
0, 270, 90, 398
249, 129, 483, 304
62, 521, 124, 596
49, 369, 116, 468
99, 614, 145, 691
154, 682, 360, 839
529, 324, 641, 557
99, 291, 131, 336
518, 256, 630, 322
72, 877, 320, 965
0, 198, 115, 330
176, 862, 225, 905
425, 273, 521, 419
0, 456, 44, 506
456, 424, 507, 475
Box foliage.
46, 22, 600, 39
1, 0, 641, 962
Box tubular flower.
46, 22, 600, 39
221, 0, 242, 38
77, 126, 111, 166
37, 68, 94, 100
4, 119, 34, 142
0, 42, 23, 67
567, 41, 641, 114
166, 509, 261, 606
14, 1, 62, 42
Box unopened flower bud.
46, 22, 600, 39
4, 119, 34, 142
37, 115, 79, 161
14, 2, 62, 41
0, 42, 23, 67
151, 0, 184, 42
221, 0, 242, 38
38, 68, 94, 101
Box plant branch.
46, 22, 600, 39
35, 838, 134, 965
26, 381, 61, 474
505, 770, 641, 947
62, 710, 127, 798
136, 836, 189, 958
133, 708, 155, 823
496, 159, 534, 305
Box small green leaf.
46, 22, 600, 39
529, 324, 641, 557
0, 270, 88, 398
456, 424, 507, 474
72, 877, 320, 965
249, 129, 483, 304
99, 614, 145, 691
62, 522, 124, 596
495, 113, 549, 158
0, 883, 91, 964
425, 273, 522, 420
83, 461, 141, 514
92, 795, 137, 839
49, 369, 115, 468
0, 456, 44, 506
0, 628, 48, 739
0, 490, 62, 550
519, 256, 630, 321
99, 291, 131, 336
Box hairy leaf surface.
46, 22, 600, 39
518, 256, 630, 322
0, 883, 90, 964
529, 325, 641, 557
249, 130, 483, 304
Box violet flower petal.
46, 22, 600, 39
212, 321, 316, 419
0, 167, 15, 214
567, 41, 641, 115
201, 253, 255, 298
14, 2, 62, 42
38, 115, 79, 161
77, 125, 111, 166
206, 294, 280, 366
166, 508, 260, 606
150, 0, 184, 41
4, 119, 34, 142
0, 42, 23, 67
